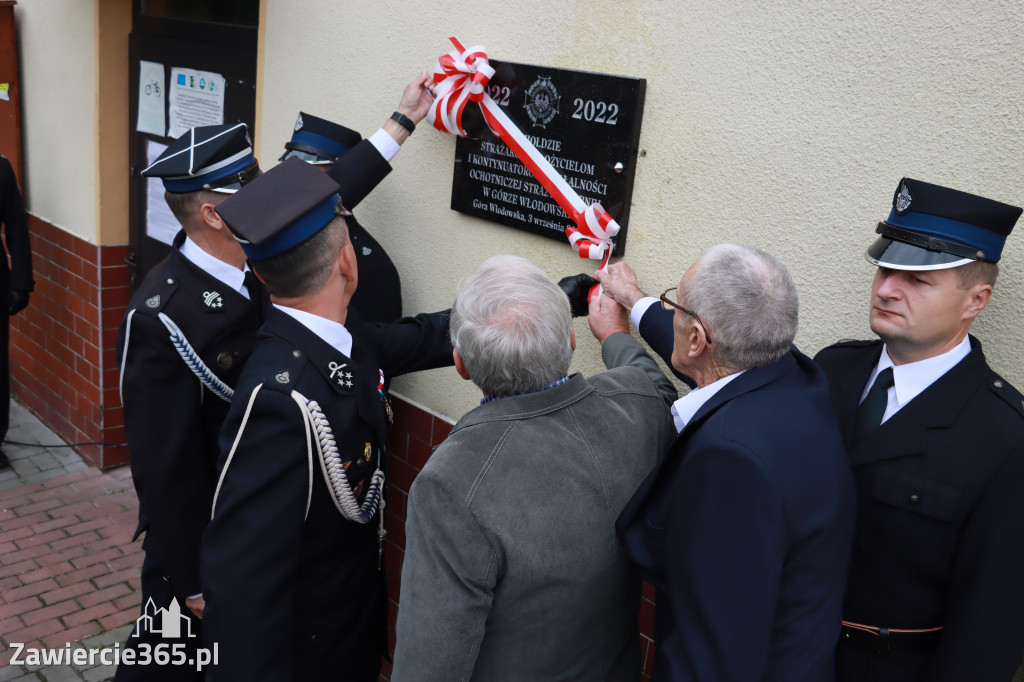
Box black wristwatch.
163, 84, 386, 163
390, 111, 416, 134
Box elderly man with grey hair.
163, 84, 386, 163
391, 254, 677, 682
600, 243, 856, 681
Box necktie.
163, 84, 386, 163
242, 269, 261, 300
852, 367, 895, 446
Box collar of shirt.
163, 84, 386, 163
273, 303, 353, 358
480, 375, 571, 405
179, 236, 251, 300
862, 334, 972, 422
670, 370, 746, 433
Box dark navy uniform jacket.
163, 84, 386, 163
117, 233, 264, 598
201, 307, 452, 682
815, 337, 1024, 682
622, 306, 856, 681
327, 138, 403, 324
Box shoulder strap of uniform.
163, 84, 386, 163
988, 373, 1024, 419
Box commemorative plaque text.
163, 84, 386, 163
451, 60, 646, 256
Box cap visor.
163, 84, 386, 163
865, 237, 974, 271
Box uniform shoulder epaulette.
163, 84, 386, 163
258, 346, 309, 394
987, 373, 1024, 419
132, 275, 180, 315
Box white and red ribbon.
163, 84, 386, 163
428, 37, 619, 299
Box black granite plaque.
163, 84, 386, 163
451, 60, 645, 256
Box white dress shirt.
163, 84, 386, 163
272, 304, 354, 358
670, 371, 746, 432
860, 335, 972, 423
368, 128, 401, 162
179, 236, 252, 300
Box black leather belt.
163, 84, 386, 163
840, 622, 943, 653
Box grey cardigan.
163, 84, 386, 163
392, 333, 677, 681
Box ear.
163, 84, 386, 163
686, 320, 709, 359
570, 327, 576, 351
453, 349, 471, 381
199, 202, 225, 231
963, 283, 993, 320
337, 239, 356, 278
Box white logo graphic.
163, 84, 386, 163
524, 76, 560, 128
202, 291, 224, 309
895, 182, 913, 214
133, 597, 195, 639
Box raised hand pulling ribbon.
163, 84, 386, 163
428, 37, 619, 298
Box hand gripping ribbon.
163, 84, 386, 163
428, 37, 619, 299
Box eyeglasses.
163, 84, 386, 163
660, 287, 712, 345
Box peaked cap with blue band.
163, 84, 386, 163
142, 123, 261, 194
215, 156, 346, 261
866, 178, 1022, 270
279, 112, 362, 164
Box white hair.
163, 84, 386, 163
451, 255, 573, 398
684, 243, 798, 371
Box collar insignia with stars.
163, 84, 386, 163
327, 361, 354, 390
145, 295, 161, 309
275, 370, 291, 384
202, 290, 224, 309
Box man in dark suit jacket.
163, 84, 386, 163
606, 243, 855, 681
201, 158, 453, 681
813, 179, 1024, 682
0, 155, 33, 469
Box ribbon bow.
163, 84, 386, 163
428, 37, 620, 291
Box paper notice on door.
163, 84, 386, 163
168, 67, 225, 138
136, 61, 166, 136
0, 83, 9, 101
145, 140, 181, 246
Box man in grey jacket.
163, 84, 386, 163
391, 255, 677, 682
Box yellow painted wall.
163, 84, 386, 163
14, 0, 99, 242
269, 1, 1024, 420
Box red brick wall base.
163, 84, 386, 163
9, 216, 129, 469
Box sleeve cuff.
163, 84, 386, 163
369, 128, 401, 162
631, 297, 660, 329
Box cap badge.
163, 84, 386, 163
362, 246, 372, 256
328, 361, 354, 389
275, 370, 291, 384
895, 181, 913, 214
145, 295, 161, 309
294, 114, 304, 132
202, 291, 224, 309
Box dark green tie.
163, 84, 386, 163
852, 367, 895, 446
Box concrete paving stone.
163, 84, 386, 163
62, 463, 89, 475
29, 455, 60, 473
38, 665, 84, 682
0, 665, 31, 682
80, 625, 132, 651
81, 665, 114, 682
0, 478, 24, 492
0, 469, 18, 482
2, 672, 40, 682
21, 472, 59, 486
